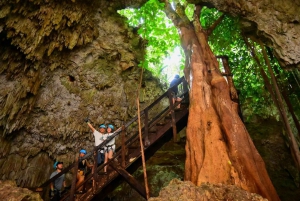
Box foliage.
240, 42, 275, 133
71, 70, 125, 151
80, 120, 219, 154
118, 1, 300, 121
199, 7, 280, 120
118, 0, 182, 83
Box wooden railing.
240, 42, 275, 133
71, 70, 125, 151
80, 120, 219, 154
35, 76, 189, 201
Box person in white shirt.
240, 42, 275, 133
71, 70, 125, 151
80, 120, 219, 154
85, 119, 106, 166
102, 124, 121, 173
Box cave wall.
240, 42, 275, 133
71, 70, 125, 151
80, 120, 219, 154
191, 0, 300, 69
0, 0, 164, 188
1, 0, 300, 191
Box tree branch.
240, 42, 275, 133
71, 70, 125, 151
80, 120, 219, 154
207, 14, 225, 36
162, 0, 191, 28
192, 5, 203, 34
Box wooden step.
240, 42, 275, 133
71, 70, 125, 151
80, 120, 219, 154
156, 122, 166, 126
128, 146, 140, 149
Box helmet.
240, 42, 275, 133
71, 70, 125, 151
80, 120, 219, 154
107, 124, 114, 130
174, 74, 180, 79
53, 161, 58, 169
99, 124, 106, 128
53, 161, 63, 169
80, 149, 87, 154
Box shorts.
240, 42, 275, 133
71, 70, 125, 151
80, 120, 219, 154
78, 170, 84, 176
105, 145, 115, 153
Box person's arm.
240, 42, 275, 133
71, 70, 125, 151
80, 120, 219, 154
50, 182, 54, 191
86, 160, 93, 168
87, 122, 95, 132
84, 118, 95, 132
50, 173, 55, 191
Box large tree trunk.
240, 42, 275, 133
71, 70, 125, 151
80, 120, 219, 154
164, 3, 280, 201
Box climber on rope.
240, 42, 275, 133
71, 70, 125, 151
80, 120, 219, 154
102, 124, 121, 173
50, 161, 66, 201
84, 118, 105, 166
76, 149, 93, 193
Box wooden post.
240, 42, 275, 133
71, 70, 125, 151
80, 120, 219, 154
220, 56, 238, 101
168, 89, 177, 142
136, 97, 150, 200
144, 109, 150, 147
121, 125, 126, 168
182, 77, 189, 103
136, 68, 150, 199
93, 150, 98, 193
220, 56, 244, 121
110, 161, 147, 199
69, 159, 79, 201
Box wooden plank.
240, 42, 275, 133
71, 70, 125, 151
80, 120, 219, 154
128, 108, 188, 160
69, 159, 78, 201
168, 89, 177, 142
109, 161, 147, 199
121, 125, 126, 168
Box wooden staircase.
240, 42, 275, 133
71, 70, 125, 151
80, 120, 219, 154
35, 77, 189, 201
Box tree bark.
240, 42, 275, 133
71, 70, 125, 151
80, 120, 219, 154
164, 2, 280, 201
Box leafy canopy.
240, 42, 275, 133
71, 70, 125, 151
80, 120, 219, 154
118, 0, 299, 121
118, 0, 183, 82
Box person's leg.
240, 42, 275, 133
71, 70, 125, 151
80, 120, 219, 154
52, 191, 60, 201
172, 97, 176, 106
175, 97, 182, 108
108, 149, 113, 160
97, 151, 102, 166
101, 152, 105, 164
104, 152, 108, 172
76, 171, 85, 192
50, 190, 60, 201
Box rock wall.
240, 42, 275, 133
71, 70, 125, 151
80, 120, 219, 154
0, 0, 163, 188
192, 0, 300, 69
0, 180, 43, 201
149, 179, 267, 201
1, 0, 300, 193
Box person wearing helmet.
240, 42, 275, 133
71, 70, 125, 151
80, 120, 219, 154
102, 124, 121, 173
76, 149, 93, 193
49, 161, 65, 201
84, 118, 105, 166
169, 74, 182, 109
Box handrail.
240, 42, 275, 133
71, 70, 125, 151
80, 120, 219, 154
67, 90, 190, 199
36, 76, 188, 199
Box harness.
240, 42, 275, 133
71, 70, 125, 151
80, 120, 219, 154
78, 159, 86, 171
105, 144, 114, 152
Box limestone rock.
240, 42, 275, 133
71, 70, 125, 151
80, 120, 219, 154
0, 180, 43, 201
192, 0, 300, 69
149, 179, 267, 201
0, 0, 164, 188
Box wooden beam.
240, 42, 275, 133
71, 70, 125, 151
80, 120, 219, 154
109, 161, 147, 199
168, 89, 178, 142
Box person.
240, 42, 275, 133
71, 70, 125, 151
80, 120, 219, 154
102, 124, 121, 173
76, 149, 93, 193
169, 74, 182, 109
50, 161, 65, 201
85, 118, 105, 166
